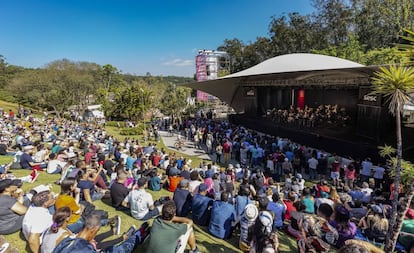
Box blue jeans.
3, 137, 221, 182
140, 208, 159, 221
361, 175, 370, 183
309, 168, 317, 180
67, 217, 108, 233
67, 218, 85, 233
105, 235, 136, 253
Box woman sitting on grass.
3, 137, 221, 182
41, 206, 73, 253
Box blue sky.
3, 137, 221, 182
0, 0, 313, 77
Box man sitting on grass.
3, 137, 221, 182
122, 177, 161, 220
144, 200, 199, 253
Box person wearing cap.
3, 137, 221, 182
173, 179, 193, 217
191, 183, 213, 226
208, 192, 236, 239
0, 179, 27, 235
247, 202, 279, 253
329, 204, 357, 248
122, 177, 161, 220
239, 203, 258, 251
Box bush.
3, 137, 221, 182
119, 126, 144, 136
106, 121, 122, 127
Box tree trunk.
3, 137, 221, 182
385, 105, 403, 252
391, 182, 414, 250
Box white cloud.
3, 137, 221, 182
162, 58, 194, 67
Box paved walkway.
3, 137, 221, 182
159, 131, 212, 160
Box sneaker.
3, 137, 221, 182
109, 215, 121, 235
0, 242, 10, 253
136, 222, 151, 243
108, 215, 119, 226
30, 170, 40, 183
139, 221, 150, 232
124, 225, 136, 238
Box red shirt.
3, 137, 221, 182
84, 152, 95, 164
168, 176, 183, 192
223, 142, 230, 153
283, 199, 296, 220
332, 162, 340, 172
153, 155, 161, 167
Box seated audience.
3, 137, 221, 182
191, 183, 213, 226
267, 193, 286, 230
110, 169, 130, 210
239, 203, 259, 251
22, 191, 55, 253
122, 177, 161, 220
209, 192, 236, 239
0, 179, 27, 235
330, 204, 357, 248
247, 208, 279, 253
173, 179, 192, 217
358, 204, 388, 242
144, 200, 199, 253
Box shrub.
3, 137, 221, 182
106, 121, 122, 127
119, 126, 144, 136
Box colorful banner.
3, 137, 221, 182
197, 90, 209, 102
195, 54, 207, 81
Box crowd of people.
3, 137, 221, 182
0, 109, 413, 253
266, 104, 352, 128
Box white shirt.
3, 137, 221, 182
188, 180, 201, 195
47, 160, 67, 174
22, 206, 53, 243
308, 157, 318, 169
124, 189, 153, 220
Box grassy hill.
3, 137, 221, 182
0, 124, 298, 253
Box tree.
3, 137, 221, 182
101, 64, 119, 96
8, 59, 102, 117
159, 83, 191, 120
312, 0, 353, 46
378, 145, 414, 252
217, 38, 246, 73
371, 65, 414, 252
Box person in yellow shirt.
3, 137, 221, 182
55, 178, 82, 233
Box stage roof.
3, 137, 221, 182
182, 53, 380, 112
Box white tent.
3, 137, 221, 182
182, 53, 377, 112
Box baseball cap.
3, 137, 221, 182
244, 204, 259, 222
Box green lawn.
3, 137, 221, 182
0, 99, 20, 113
1, 126, 298, 253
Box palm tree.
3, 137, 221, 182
378, 145, 414, 252
371, 66, 414, 252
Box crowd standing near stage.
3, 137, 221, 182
0, 109, 413, 253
